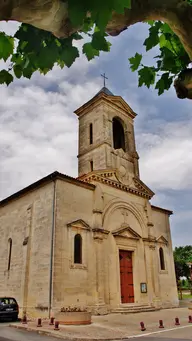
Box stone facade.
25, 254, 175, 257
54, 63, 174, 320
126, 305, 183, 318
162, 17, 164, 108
0, 87, 178, 318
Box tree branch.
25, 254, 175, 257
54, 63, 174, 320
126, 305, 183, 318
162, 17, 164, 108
106, 0, 192, 61
0, 0, 192, 61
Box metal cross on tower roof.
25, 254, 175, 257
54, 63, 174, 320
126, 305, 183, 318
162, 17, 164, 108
101, 73, 108, 87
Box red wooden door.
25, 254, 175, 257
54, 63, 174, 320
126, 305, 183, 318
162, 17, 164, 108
119, 250, 134, 303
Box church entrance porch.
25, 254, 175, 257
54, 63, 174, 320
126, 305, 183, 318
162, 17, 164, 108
119, 250, 134, 304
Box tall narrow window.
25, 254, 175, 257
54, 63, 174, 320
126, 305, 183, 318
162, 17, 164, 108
159, 247, 165, 270
89, 123, 93, 144
90, 160, 93, 172
74, 234, 82, 264
8, 238, 12, 271
112, 117, 125, 151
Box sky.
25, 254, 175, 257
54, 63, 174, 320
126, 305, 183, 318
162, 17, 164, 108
0, 21, 192, 247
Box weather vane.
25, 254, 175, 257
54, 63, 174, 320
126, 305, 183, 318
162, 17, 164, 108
101, 73, 108, 87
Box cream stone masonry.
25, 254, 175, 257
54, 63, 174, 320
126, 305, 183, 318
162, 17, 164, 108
0, 86, 178, 318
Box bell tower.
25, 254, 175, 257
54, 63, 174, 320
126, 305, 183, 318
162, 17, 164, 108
74, 87, 140, 181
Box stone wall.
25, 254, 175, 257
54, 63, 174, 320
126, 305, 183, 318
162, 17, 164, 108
0, 182, 54, 318
52, 179, 96, 315
151, 208, 178, 308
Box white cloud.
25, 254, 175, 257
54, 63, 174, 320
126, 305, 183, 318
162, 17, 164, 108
138, 120, 192, 190
0, 46, 102, 200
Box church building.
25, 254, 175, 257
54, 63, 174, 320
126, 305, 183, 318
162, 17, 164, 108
0, 87, 178, 317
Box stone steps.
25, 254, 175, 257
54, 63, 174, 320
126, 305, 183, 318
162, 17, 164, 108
111, 304, 159, 314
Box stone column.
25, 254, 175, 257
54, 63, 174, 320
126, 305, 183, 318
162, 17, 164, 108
143, 242, 154, 304
127, 123, 140, 177
93, 228, 109, 315
149, 244, 161, 307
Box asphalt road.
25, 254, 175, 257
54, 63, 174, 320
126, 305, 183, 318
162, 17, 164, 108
129, 325, 192, 341
0, 322, 67, 341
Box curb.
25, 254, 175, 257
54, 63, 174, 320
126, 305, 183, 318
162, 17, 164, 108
9, 324, 129, 341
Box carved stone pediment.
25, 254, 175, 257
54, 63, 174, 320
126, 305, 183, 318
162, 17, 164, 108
133, 177, 154, 198
66, 219, 91, 231
156, 235, 168, 245
112, 224, 141, 240
78, 169, 154, 199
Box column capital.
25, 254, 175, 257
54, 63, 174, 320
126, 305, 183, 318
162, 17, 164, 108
93, 228, 109, 240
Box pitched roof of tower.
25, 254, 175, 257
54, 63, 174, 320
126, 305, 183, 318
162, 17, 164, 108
95, 86, 114, 96
74, 86, 136, 118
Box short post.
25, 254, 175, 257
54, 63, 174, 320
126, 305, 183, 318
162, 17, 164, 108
49, 317, 55, 325
140, 321, 146, 331
54, 321, 60, 331
159, 320, 164, 328
37, 318, 42, 327
188, 315, 192, 323
175, 317, 180, 326
22, 314, 27, 324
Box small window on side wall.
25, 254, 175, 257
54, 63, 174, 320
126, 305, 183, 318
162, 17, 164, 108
74, 234, 82, 264
89, 123, 93, 145
159, 247, 165, 270
90, 160, 93, 172
8, 238, 12, 271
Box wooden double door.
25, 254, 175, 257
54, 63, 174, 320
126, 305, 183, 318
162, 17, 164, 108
119, 250, 134, 303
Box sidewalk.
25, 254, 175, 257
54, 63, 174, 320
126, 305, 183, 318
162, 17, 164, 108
10, 307, 192, 341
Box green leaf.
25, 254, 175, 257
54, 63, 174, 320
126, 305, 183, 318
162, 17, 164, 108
91, 31, 111, 51
155, 73, 173, 95
146, 20, 155, 26
22, 67, 34, 79
129, 53, 142, 71
95, 8, 112, 32
0, 32, 14, 61
83, 42, 100, 61
159, 34, 173, 51
138, 67, 156, 88
68, 2, 87, 27
114, 0, 131, 14
0, 70, 13, 85
161, 23, 173, 34
143, 22, 162, 51
35, 46, 57, 70
60, 46, 79, 67
13, 65, 23, 78
82, 18, 94, 33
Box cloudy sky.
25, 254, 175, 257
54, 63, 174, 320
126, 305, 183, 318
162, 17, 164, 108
0, 21, 191, 247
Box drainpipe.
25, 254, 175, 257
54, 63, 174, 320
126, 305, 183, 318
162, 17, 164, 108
48, 179, 56, 318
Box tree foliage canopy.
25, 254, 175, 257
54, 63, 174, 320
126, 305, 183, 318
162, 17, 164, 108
0, 0, 192, 98
174, 245, 192, 281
